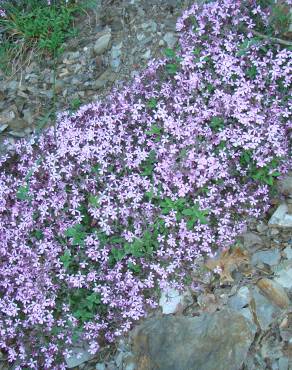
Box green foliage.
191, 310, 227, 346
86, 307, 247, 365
147, 98, 158, 109
240, 150, 281, 186
16, 184, 30, 201
163, 48, 182, 75
159, 197, 209, 230
65, 223, 87, 246
70, 97, 82, 112
209, 116, 225, 132
140, 150, 157, 177
246, 65, 257, 80
68, 288, 104, 323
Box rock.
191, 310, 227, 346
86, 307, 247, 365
228, 286, 250, 310
0, 124, 8, 133
256, 222, 268, 233
251, 287, 281, 330
92, 69, 113, 89
278, 357, 289, 370
251, 249, 281, 267
269, 203, 292, 228
95, 364, 106, 370
257, 278, 290, 309
65, 346, 94, 369
163, 32, 177, 48
93, 32, 111, 55
278, 175, 292, 197
273, 264, 292, 290
197, 293, 218, 313
242, 232, 264, 250
142, 49, 151, 60
0, 105, 18, 125
283, 246, 292, 259
159, 288, 193, 314
132, 309, 255, 370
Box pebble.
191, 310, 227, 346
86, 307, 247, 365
269, 203, 292, 228
283, 246, 292, 259
93, 32, 111, 55
163, 32, 177, 48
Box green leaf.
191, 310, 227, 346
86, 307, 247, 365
60, 250, 72, 269
147, 98, 157, 109
88, 194, 99, 208
16, 185, 30, 201
166, 63, 178, 74
182, 208, 194, 216
164, 48, 176, 58
127, 262, 141, 274
146, 124, 162, 135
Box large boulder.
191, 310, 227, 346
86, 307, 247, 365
132, 309, 256, 370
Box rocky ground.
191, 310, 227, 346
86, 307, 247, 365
0, 0, 291, 369
0, 0, 192, 153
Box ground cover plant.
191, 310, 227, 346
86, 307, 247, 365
0, 0, 291, 368
0, 0, 93, 75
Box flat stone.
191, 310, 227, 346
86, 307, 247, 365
65, 346, 94, 369
242, 232, 264, 250
269, 203, 292, 228
278, 175, 292, 197
283, 246, 292, 259
251, 249, 281, 267
0, 124, 8, 133
228, 286, 250, 310
273, 265, 292, 289
132, 309, 255, 370
142, 49, 151, 60
256, 222, 268, 233
95, 364, 106, 370
0, 105, 18, 125
93, 32, 111, 55
92, 69, 113, 89
159, 288, 193, 314
251, 287, 281, 331
163, 32, 177, 48
7, 118, 27, 131
278, 357, 289, 370
257, 278, 290, 309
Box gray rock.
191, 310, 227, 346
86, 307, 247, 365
278, 175, 292, 197
132, 309, 255, 370
159, 288, 193, 314
228, 286, 250, 310
0, 124, 8, 133
95, 364, 106, 370
94, 32, 111, 55
65, 346, 94, 369
269, 204, 292, 228
0, 105, 18, 125
273, 265, 292, 289
283, 246, 292, 259
242, 232, 264, 250
163, 32, 177, 48
251, 249, 281, 267
142, 49, 151, 60
256, 222, 268, 233
278, 357, 289, 370
251, 287, 281, 331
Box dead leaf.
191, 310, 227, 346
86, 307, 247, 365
205, 246, 250, 283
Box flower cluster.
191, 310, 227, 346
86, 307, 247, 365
0, 0, 291, 368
